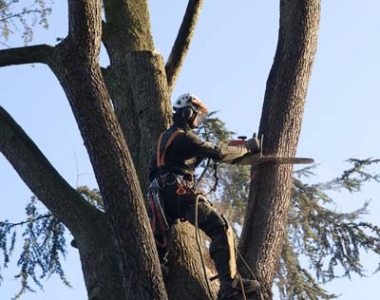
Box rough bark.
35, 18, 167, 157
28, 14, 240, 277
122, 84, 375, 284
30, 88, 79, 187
165, 0, 204, 93
166, 223, 219, 300
125, 50, 172, 187
48, 0, 167, 299
49, 41, 166, 300
102, 0, 154, 57
0, 44, 53, 66
239, 0, 321, 299
102, 0, 171, 188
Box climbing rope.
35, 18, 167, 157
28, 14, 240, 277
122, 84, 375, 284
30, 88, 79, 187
194, 194, 214, 299
236, 248, 265, 300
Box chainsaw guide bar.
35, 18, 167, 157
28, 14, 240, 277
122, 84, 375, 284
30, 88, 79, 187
234, 154, 314, 166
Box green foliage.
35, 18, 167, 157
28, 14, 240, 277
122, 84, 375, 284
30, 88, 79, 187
0, 186, 104, 298
0, 197, 68, 298
0, 196, 70, 299
197, 111, 235, 146
277, 237, 339, 300
77, 185, 104, 210
195, 116, 380, 300
279, 159, 380, 300
194, 112, 236, 195
212, 164, 251, 225
0, 0, 52, 45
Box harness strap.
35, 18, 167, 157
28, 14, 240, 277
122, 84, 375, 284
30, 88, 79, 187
151, 128, 184, 250
156, 129, 184, 167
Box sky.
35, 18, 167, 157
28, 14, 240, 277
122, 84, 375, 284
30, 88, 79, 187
1, 0, 380, 299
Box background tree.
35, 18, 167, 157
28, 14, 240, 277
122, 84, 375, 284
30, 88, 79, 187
0, 0, 51, 46
200, 118, 380, 300
1, 0, 378, 300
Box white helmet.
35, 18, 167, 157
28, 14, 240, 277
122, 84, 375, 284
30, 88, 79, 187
173, 93, 209, 128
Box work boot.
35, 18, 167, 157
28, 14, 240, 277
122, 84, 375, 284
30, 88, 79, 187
219, 274, 260, 299
212, 247, 260, 299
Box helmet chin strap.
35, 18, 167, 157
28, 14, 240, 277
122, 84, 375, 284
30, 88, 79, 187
188, 113, 197, 128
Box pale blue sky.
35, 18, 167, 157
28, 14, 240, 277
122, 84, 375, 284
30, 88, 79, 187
1, 0, 379, 299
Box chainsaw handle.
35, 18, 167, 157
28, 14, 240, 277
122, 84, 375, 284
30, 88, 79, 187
228, 140, 245, 146
228, 135, 247, 146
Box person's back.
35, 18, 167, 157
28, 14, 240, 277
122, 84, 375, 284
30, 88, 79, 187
149, 113, 225, 180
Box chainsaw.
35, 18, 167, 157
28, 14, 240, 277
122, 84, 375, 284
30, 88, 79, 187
228, 135, 314, 166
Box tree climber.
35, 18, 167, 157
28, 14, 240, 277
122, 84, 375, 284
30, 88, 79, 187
148, 93, 261, 299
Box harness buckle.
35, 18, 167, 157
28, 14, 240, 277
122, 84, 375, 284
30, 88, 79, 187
176, 186, 187, 195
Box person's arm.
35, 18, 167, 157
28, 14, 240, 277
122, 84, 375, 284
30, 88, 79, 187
187, 132, 260, 164
216, 144, 250, 163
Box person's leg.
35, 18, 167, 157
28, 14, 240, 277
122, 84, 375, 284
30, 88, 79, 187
185, 196, 260, 298
185, 198, 235, 279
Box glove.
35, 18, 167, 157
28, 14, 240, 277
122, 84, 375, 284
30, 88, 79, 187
245, 137, 261, 154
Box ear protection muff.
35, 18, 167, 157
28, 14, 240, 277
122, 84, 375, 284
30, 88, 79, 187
182, 106, 194, 121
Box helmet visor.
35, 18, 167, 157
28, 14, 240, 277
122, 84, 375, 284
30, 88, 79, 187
192, 112, 207, 127
190, 98, 209, 115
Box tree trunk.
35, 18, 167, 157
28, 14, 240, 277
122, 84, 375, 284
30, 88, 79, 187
101, 3, 214, 297
239, 0, 321, 298
166, 223, 219, 300
102, 0, 172, 188
47, 1, 168, 299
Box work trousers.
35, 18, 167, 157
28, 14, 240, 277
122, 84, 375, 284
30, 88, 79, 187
149, 171, 232, 276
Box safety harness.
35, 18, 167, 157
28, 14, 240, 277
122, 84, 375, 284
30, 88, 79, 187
148, 128, 184, 248
156, 128, 183, 167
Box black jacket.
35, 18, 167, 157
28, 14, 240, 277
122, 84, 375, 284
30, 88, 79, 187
149, 115, 248, 180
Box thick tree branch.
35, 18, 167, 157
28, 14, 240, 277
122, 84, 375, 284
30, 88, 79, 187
165, 0, 204, 93
239, 0, 321, 297
102, 0, 154, 59
0, 44, 54, 67
0, 106, 127, 300
0, 106, 100, 229
67, 0, 102, 57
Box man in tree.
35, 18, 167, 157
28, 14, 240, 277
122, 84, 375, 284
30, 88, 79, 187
148, 93, 261, 299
